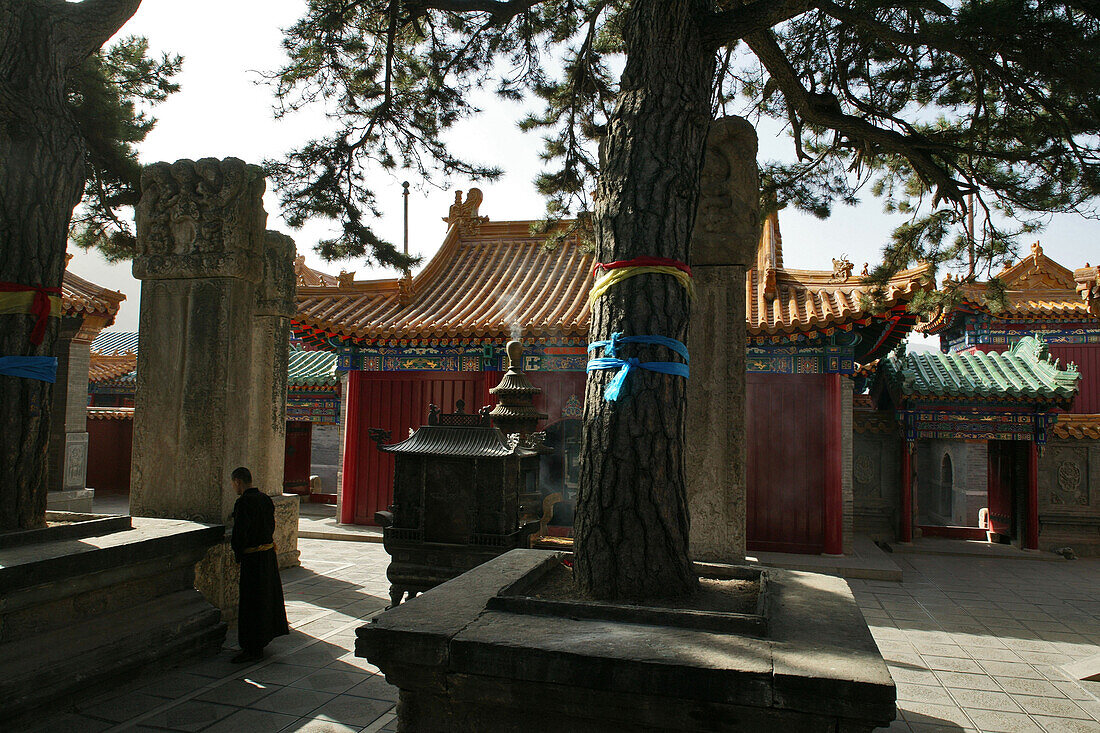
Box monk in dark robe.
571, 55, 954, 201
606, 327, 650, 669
230, 466, 289, 663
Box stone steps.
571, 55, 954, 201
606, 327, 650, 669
0, 518, 228, 724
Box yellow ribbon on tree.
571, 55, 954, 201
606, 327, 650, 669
0, 291, 62, 317
589, 265, 696, 304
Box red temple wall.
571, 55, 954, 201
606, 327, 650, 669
343, 371, 588, 526
86, 418, 133, 494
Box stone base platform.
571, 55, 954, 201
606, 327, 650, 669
357, 549, 896, 733
46, 487, 95, 512
0, 517, 227, 724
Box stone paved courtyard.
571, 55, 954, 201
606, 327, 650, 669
24, 538, 1100, 733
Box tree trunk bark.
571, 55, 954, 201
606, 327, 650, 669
0, 1, 91, 530
573, 0, 716, 600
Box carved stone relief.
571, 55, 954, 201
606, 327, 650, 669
691, 116, 759, 266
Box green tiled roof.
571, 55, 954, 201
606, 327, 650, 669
287, 351, 338, 387
888, 336, 1080, 402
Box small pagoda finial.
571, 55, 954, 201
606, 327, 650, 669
506, 340, 523, 371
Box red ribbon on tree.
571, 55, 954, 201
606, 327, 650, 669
592, 256, 692, 277
0, 281, 62, 345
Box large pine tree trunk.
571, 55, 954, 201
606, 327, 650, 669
0, 2, 97, 530
573, 0, 716, 600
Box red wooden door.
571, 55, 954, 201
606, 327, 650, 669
746, 374, 827, 554
987, 440, 1015, 537
283, 421, 313, 494
349, 372, 496, 525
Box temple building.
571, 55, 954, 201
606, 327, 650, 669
857, 243, 1099, 554
291, 191, 932, 555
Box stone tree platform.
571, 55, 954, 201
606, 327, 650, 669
0, 514, 226, 724
357, 550, 896, 732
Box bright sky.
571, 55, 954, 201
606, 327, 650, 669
71, 0, 1100, 345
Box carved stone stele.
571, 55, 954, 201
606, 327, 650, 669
690, 116, 760, 267
686, 116, 759, 563
131, 158, 300, 614
134, 157, 266, 281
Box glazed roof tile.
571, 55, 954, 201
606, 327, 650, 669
921, 243, 1094, 333
1052, 414, 1100, 440
91, 331, 140, 355
884, 336, 1080, 403
86, 407, 135, 421
62, 268, 125, 323
287, 350, 338, 387
88, 351, 137, 383
293, 194, 931, 348
746, 213, 932, 337
295, 218, 592, 342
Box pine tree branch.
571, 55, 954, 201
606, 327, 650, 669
745, 28, 971, 206
699, 0, 815, 50
406, 0, 547, 21
58, 0, 142, 70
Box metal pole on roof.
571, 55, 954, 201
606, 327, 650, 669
402, 181, 410, 261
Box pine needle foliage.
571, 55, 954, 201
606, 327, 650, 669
272, 0, 1100, 303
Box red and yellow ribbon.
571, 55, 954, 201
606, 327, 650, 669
589, 257, 694, 303
0, 282, 63, 345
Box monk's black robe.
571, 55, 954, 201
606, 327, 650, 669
230, 488, 289, 653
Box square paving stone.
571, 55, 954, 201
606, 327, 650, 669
195, 677, 280, 707
78, 691, 167, 722
896, 683, 952, 705
137, 700, 238, 731
345, 674, 399, 702
934, 671, 1002, 691
26, 712, 112, 733
307, 695, 394, 727
202, 708, 299, 733
289, 668, 370, 694
898, 700, 975, 728
997, 677, 1071, 698
251, 686, 338, 716
922, 655, 984, 674
1011, 695, 1093, 719
284, 717, 361, 732
241, 662, 315, 686
1032, 715, 1100, 733
137, 671, 213, 699
962, 708, 1043, 732
948, 688, 1023, 713
980, 660, 1040, 678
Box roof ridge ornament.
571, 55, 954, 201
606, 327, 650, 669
443, 188, 489, 236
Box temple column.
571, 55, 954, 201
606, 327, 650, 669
900, 441, 914, 543
824, 373, 844, 555
1026, 442, 1039, 550
338, 370, 362, 525
46, 316, 92, 511
130, 157, 299, 616
685, 117, 758, 563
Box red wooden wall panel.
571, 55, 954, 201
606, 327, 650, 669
745, 374, 827, 554
283, 421, 313, 494
86, 418, 133, 494
343, 370, 589, 525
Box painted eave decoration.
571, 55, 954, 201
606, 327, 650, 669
882, 335, 1081, 405
87, 406, 135, 421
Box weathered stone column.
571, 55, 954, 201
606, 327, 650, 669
686, 117, 759, 563
130, 157, 299, 615
254, 231, 300, 568
46, 316, 93, 511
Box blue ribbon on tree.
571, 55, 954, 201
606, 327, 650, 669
586, 332, 689, 401
0, 356, 58, 383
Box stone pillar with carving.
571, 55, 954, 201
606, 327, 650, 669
46, 315, 93, 511
686, 117, 759, 563
130, 157, 300, 615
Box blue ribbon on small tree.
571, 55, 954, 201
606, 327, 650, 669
586, 332, 689, 401
0, 356, 58, 383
